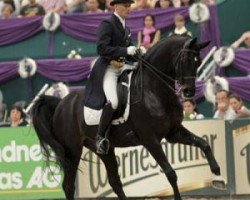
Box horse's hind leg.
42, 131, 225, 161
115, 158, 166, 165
84, 140, 127, 200
144, 139, 182, 200
61, 152, 81, 200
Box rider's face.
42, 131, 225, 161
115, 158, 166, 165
114, 3, 131, 19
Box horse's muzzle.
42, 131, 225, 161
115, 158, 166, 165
181, 85, 195, 99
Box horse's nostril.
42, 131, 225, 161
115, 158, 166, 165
183, 88, 189, 94
183, 88, 193, 98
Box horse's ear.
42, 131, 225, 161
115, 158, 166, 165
188, 37, 197, 49
197, 41, 210, 49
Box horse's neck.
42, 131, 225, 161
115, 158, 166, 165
142, 66, 180, 107
143, 52, 175, 92
133, 38, 185, 113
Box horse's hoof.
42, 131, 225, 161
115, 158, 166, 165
174, 195, 182, 200
212, 175, 226, 190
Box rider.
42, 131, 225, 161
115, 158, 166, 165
85, 0, 146, 154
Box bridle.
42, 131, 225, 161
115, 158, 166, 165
174, 41, 200, 86
133, 39, 199, 95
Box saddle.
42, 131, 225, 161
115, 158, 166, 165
84, 64, 136, 126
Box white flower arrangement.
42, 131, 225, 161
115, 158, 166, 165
204, 76, 229, 104
63, 41, 82, 59
43, 11, 61, 31
18, 58, 37, 79
189, 2, 210, 24
67, 50, 82, 59
45, 82, 69, 99
213, 47, 235, 68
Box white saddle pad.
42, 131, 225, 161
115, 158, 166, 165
84, 65, 134, 126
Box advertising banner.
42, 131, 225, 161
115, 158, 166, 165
0, 127, 64, 199
233, 124, 250, 194
77, 120, 227, 198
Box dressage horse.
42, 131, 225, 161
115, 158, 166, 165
32, 36, 225, 200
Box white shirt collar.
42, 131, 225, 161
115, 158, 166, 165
174, 26, 187, 35
114, 12, 125, 29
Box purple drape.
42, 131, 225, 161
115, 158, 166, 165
0, 58, 92, 83
0, 16, 43, 46
37, 58, 92, 82
60, 13, 106, 42
194, 80, 205, 100
0, 57, 249, 100
199, 5, 221, 57
56, 8, 189, 41
233, 49, 250, 73
0, 61, 19, 84
195, 77, 250, 101
0, 6, 217, 45
228, 76, 250, 100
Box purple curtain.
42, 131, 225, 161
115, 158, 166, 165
0, 58, 93, 83
0, 6, 218, 45
199, 5, 221, 57
59, 7, 189, 41
0, 16, 43, 46
195, 77, 250, 101
233, 49, 250, 73
0, 57, 249, 100
37, 58, 92, 82
60, 12, 110, 42
194, 80, 205, 100
228, 76, 250, 100
0, 61, 19, 84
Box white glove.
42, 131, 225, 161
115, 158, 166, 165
127, 46, 137, 56
139, 46, 147, 55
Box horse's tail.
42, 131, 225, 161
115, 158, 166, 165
32, 95, 65, 167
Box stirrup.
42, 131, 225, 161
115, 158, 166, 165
96, 137, 110, 155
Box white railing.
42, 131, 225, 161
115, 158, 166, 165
197, 46, 217, 81
24, 84, 49, 114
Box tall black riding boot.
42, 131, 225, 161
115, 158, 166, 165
96, 102, 115, 154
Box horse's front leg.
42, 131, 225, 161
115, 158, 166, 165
84, 140, 127, 200
167, 125, 226, 189
99, 148, 128, 200
143, 139, 182, 200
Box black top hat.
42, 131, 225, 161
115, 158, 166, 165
110, 0, 135, 6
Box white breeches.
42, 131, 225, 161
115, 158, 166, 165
103, 64, 136, 110
103, 67, 121, 109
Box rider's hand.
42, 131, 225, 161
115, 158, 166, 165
127, 46, 137, 56
139, 46, 147, 55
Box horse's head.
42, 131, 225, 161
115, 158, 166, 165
144, 36, 209, 99
174, 37, 210, 99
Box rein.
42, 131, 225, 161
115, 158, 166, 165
132, 48, 198, 94
133, 54, 177, 93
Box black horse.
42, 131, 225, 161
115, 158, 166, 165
32, 36, 225, 200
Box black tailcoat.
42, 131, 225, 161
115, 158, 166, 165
85, 14, 133, 109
